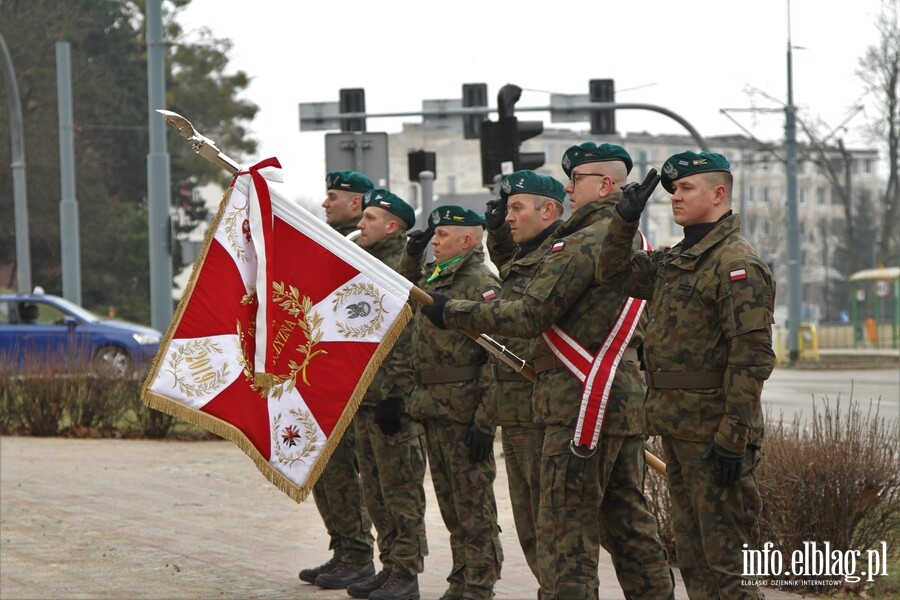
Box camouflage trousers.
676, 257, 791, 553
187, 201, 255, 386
500, 425, 543, 583
537, 426, 675, 600
661, 438, 764, 600
422, 418, 503, 600
311, 417, 374, 563
354, 405, 429, 576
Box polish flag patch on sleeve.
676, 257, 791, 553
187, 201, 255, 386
482, 289, 497, 300
551, 241, 565, 252
729, 268, 748, 281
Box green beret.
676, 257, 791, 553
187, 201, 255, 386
428, 205, 486, 229
561, 142, 633, 177
660, 151, 731, 193
325, 170, 374, 194
362, 188, 416, 229
500, 170, 566, 203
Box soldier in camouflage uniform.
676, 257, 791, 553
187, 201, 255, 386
421, 144, 674, 600
400, 206, 503, 600
596, 151, 776, 599
299, 171, 376, 589
482, 170, 565, 585
321, 170, 370, 235
343, 189, 429, 600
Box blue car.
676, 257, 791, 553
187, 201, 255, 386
0, 291, 162, 376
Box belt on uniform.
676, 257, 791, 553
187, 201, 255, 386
645, 370, 724, 389
414, 364, 484, 385
489, 362, 529, 382
533, 347, 638, 373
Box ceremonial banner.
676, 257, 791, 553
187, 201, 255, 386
141, 159, 413, 502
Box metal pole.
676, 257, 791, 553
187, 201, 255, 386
785, 0, 802, 362
146, 0, 173, 331
0, 32, 31, 292
352, 130, 364, 173
329, 102, 710, 152
418, 170, 435, 262
56, 42, 81, 304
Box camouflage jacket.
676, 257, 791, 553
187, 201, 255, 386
331, 216, 361, 237
484, 222, 560, 428
400, 246, 501, 431
359, 233, 409, 408
442, 195, 647, 435
596, 210, 776, 451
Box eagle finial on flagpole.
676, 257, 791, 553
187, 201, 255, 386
157, 109, 241, 175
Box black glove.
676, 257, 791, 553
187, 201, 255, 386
466, 424, 494, 463
406, 228, 434, 255
419, 291, 450, 329
374, 397, 403, 436
484, 196, 508, 230
701, 441, 745, 486
616, 168, 660, 222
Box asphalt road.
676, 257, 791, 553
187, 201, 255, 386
762, 366, 900, 425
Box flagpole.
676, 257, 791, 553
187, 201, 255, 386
157, 110, 665, 475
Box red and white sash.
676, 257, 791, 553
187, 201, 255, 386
541, 231, 651, 450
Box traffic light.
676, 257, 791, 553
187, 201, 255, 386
408, 149, 437, 182
513, 119, 545, 171
462, 83, 487, 139
479, 119, 504, 186
589, 78, 615, 135
479, 117, 546, 186
339, 88, 366, 132
480, 83, 545, 185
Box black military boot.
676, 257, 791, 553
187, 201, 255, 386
298, 555, 338, 584
369, 571, 420, 600
347, 569, 392, 598
315, 560, 375, 589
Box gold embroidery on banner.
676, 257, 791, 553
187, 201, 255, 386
166, 339, 230, 397
240, 284, 256, 306
235, 320, 254, 381
223, 196, 251, 262
254, 282, 328, 399
272, 409, 319, 467
332, 282, 389, 339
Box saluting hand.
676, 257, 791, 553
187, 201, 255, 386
484, 196, 508, 231
617, 168, 661, 222
406, 228, 434, 256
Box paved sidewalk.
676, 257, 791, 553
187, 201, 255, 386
0, 436, 799, 600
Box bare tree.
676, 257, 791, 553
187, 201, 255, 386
858, 0, 900, 266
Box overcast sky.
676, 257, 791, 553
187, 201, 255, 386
176, 0, 884, 202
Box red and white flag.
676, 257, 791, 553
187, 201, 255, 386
141, 159, 413, 502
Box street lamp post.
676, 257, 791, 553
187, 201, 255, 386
0, 32, 32, 293
785, 0, 802, 362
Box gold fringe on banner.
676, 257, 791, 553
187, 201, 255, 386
140, 182, 416, 503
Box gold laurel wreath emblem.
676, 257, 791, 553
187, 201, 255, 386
166, 338, 230, 397
271, 409, 319, 467
234, 285, 258, 381
253, 282, 328, 399
332, 282, 389, 339
223, 196, 251, 263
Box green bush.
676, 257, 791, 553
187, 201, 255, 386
759, 396, 900, 594
0, 358, 193, 439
